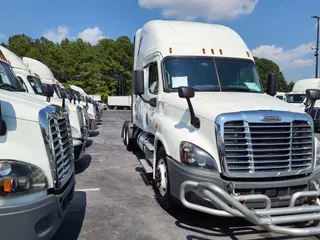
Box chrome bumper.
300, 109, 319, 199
180, 181, 320, 237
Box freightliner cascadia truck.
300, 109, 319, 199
122, 20, 320, 236
0, 57, 75, 238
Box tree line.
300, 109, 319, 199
1, 35, 294, 101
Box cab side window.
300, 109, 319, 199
17, 77, 28, 92
148, 63, 158, 94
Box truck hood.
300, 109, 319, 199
164, 92, 307, 121
0, 90, 49, 122
16, 93, 79, 113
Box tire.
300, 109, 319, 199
123, 123, 135, 151
153, 146, 174, 211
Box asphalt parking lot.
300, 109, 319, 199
53, 110, 319, 240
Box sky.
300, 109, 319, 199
1, 0, 319, 83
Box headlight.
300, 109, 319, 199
0, 161, 48, 195
180, 142, 217, 171
88, 113, 95, 120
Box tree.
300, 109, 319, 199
286, 81, 295, 92
254, 57, 289, 92
4, 33, 293, 102
6, 34, 33, 57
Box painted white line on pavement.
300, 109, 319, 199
76, 188, 101, 192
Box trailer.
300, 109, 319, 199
108, 96, 131, 110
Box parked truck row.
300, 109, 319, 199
0, 45, 103, 239
122, 20, 320, 237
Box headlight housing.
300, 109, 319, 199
180, 142, 217, 171
88, 113, 95, 120
0, 161, 48, 195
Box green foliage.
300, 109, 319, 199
4, 34, 292, 99
254, 57, 291, 92
4, 35, 134, 100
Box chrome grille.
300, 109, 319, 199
216, 111, 314, 178
49, 114, 73, 187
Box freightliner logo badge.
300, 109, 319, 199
261, 116, 282, 122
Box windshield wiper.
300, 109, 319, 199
223, 87, 259, 93
0, 83, 25, 92
0, 83, 17, 91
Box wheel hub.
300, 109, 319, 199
155, 159, 168, 196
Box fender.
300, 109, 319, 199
153, 131, 170, 179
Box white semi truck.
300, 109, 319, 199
0, 58, 75, 238
122, 20, 320, 236
22, 57, 99, 131
0, 46, 87, 161
69, 85, 102, 125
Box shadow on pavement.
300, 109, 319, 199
75, 154, 92, 175
172, 208, 308, 240
86, 139, 93, 148
52, 191, 87, 240
90, 131, 100, 137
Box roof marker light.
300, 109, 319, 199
202, 48, 206, 54
246, 51, 250, 57
211, 49, 214, 55
219, 49, 223, 55
169, 47, 173, 54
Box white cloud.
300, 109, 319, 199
252, 43, 314, 69
43, 26, 69, 43
138, 0, 258, 21
0, 34, 7, 41
78, 27, 106, 45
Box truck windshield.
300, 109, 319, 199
27, 76, 44, 95
64, 88, 73, 99
286, 94, 305, 103
0, 61, 25, 92
163, 57, 263, 93
74, 91, 82, 102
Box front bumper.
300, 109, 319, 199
167, 157, 320, 237
89, 119, 98, 131
0, 174, 75, 240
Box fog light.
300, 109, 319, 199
0, 162, 11, 177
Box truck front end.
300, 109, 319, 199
161, 58, 320, 236
0, 95, 75, 239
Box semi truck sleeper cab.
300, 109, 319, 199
0, 58, 75, 239
122, 20, 320, 237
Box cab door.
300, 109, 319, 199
144, 55, 161, 135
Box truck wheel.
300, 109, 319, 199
153, 146, 173, 211
124, 124, 135, 151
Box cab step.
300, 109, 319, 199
139, 159, 153, 175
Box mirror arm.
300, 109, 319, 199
138, 94, 150, 104
62, 98, 66, 109
186, 98, 200, 129
46, 96, 51, 103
